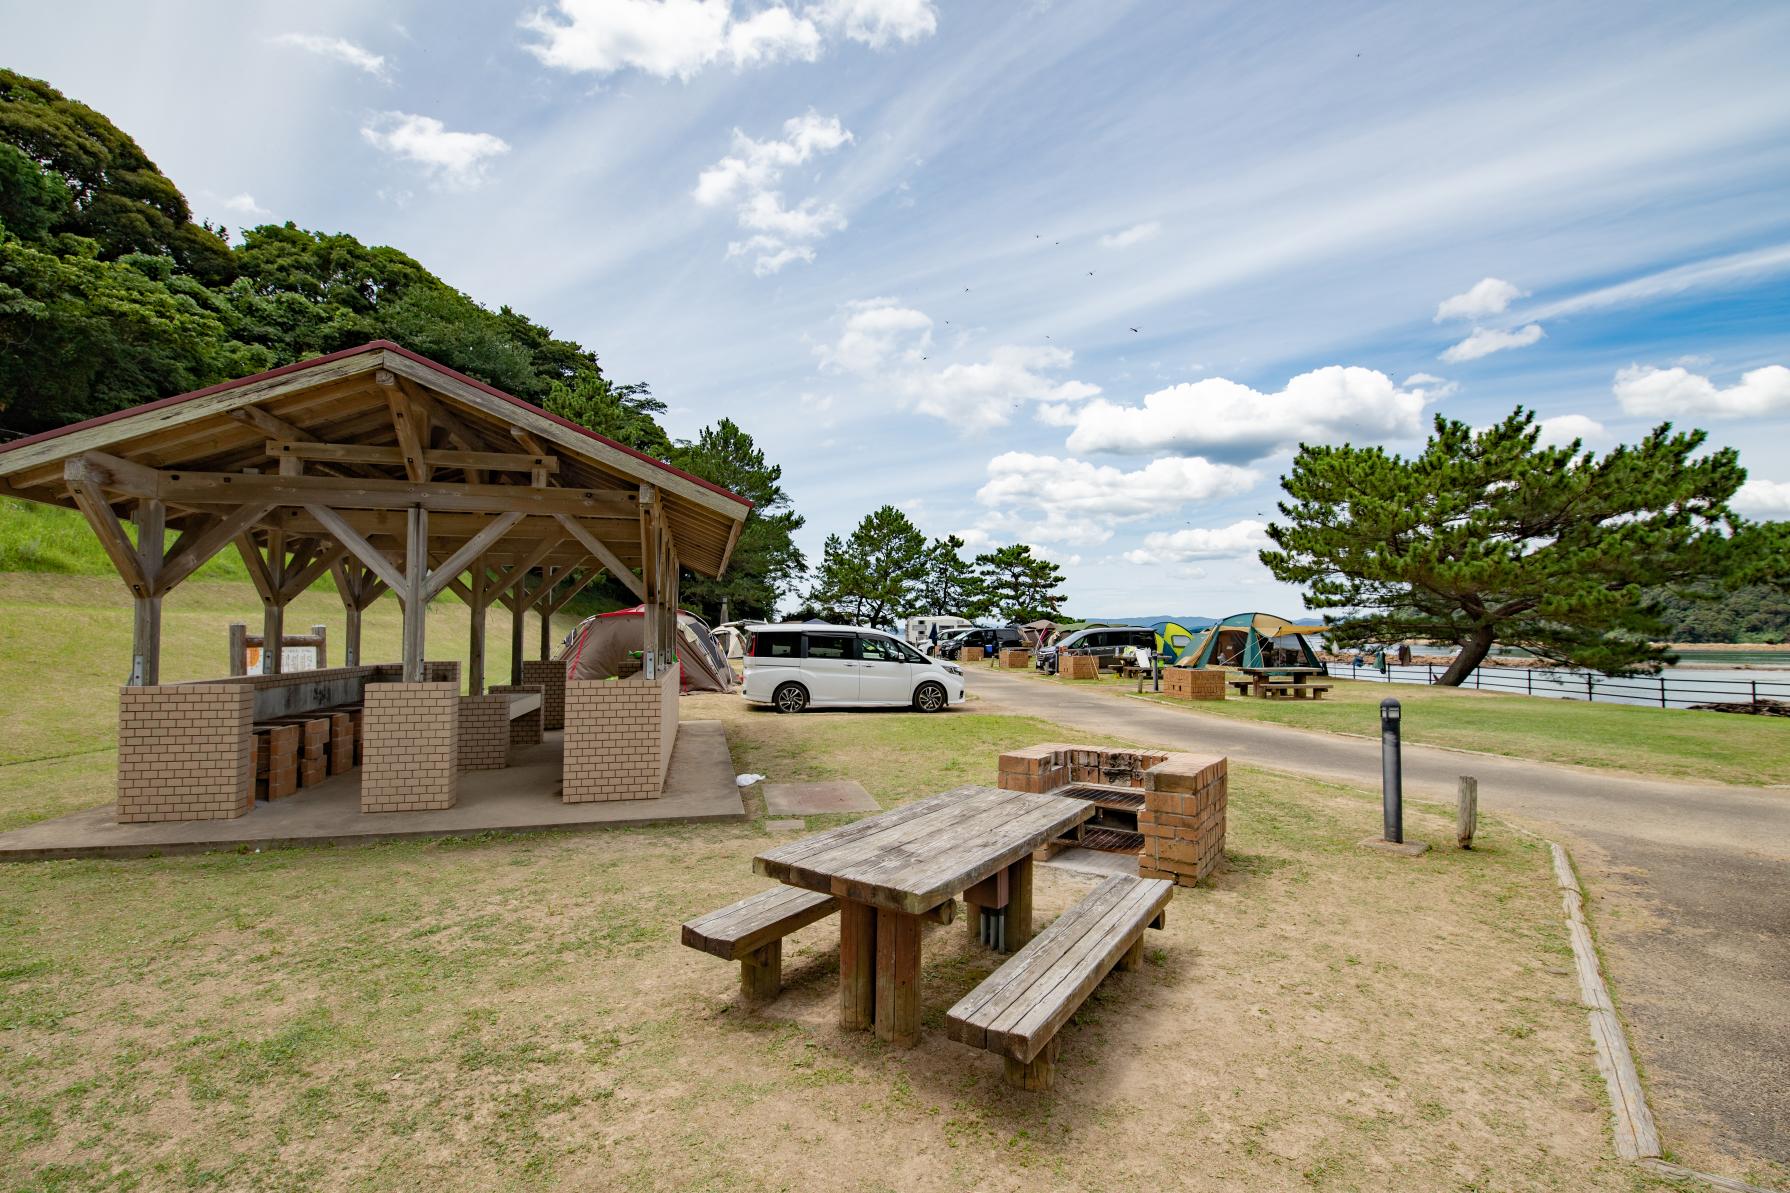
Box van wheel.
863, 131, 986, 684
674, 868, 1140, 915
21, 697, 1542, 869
773, 683, 809, 714
913, 682, 948, 713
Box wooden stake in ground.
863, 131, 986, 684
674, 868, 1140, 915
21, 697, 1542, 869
1457, 776, 1478, 849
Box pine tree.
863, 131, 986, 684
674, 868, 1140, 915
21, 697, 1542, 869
807, 506, 930, 626
973, 544, 1067, 622
1260, 408, 1743, 684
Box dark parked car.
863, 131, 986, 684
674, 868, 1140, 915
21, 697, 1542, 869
938, 625, 1026, 660
1035, 625, 1156, 674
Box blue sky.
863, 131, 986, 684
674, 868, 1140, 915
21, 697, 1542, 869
7, 0, 1790, 617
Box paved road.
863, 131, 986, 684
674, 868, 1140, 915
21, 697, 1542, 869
967, 667, 1790, 1173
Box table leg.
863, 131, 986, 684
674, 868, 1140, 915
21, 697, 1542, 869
874, 908, 922, 1047
839, 900, 876, 1030
1006, 854, 1034, 952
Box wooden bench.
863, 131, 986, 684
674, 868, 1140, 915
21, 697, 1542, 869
681, 886, 839, 1003
1228, 679, 1254, 696
1260, 682, 1331, 700
946, 874, 1172, 1090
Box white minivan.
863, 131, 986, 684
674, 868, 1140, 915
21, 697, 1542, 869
741, 623, 967, 713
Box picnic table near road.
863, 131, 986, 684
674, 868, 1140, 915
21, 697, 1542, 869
752, 786, 1094, 1047
1231, 667, 1332, 700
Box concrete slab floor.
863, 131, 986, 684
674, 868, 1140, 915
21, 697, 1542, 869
761, 779, 880, 815
0, 721, 745, 862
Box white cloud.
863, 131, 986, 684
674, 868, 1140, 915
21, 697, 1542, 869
1404, 372, 1459, 398
1612, 363, 1790, 418
809, 0, 937, 48
1535, 414, 1605, 448
361, 113, 509, 188
1439, 322, 1545, 363
1734, 479, 1790, 518
273, 33, 390, 79
1099, 220, 1161, 249
218, 193, 268, 216
1435, 277, 1524, 321
695, 111, 852, 274
976, 453, 1260, 547
1058, 366, 1433, 461
817, 299, 1101, 427
1122, 520, 1271, 565
521, 0, 935, 79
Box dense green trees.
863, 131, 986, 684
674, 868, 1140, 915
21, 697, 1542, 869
808, 506, 931, 627
972, 543, 1067, 622
669, 419, 805, 623
917, 534, 985, 618
1261, 409, 1745, 684
0, 70, 606, 434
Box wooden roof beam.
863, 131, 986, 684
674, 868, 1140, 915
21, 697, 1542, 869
266, 440, 558, 475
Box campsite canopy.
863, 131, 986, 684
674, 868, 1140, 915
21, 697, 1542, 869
1148, 617, 1217, 663
1180, 612, 1327, 671
562, 606, 735, 692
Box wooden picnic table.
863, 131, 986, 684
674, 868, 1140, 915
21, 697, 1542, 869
754, 786, 1094, 1048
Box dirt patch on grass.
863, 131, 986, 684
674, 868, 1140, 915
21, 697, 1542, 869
0, 697, 1663, 1190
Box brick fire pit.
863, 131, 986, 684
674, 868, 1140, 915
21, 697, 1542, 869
997, 743, 1226, 886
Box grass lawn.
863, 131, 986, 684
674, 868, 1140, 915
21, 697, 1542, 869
995, 660, 1790, 786
0, 670, 1669, 1190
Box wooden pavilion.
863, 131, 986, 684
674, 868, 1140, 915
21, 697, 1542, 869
0, 341, 751, 821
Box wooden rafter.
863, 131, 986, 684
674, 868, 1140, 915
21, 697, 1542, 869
266, 440, 559, 475
553, 512, 643, 600
305, 505, 407, 593
424, 511, 525, 601
158, 502, 276, 593
380, 370, 431, 483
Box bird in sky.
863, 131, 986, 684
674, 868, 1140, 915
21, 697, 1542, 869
1129, 327, 1139, 333
1087, 271, 1094, 276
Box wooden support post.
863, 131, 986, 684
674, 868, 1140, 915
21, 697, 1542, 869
538, 567, 555, 660
228, 623, 249, 677
262, 529, 286, 676
874, 908, 922, 1048
838, 900, 877, 1031
1117, 934, 1146, 973
1003, 1038, 1058, 1092
311, 624, 327, 669
469, 564, 488, 696
130, 499, 164, 686
402, 506, 428, 682
1006, 854, 1035, 953
510, 582, 525, 686
739, 940, 781, 1004
1457, 775, 1478, 849
345, 602, 362, 667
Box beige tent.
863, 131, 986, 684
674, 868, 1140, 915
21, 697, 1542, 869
561, 607, 734, 693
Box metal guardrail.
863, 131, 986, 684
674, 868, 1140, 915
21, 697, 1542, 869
1339, 661, 1790, 708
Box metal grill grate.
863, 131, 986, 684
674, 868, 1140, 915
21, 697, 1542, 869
1079, 826, 1145, 854
1056, 784, 1146, 812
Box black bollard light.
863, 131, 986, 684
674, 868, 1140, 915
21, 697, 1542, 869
1380, 698, 1403, 843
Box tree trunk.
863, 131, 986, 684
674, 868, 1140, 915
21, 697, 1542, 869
1439, 626, 1496, 686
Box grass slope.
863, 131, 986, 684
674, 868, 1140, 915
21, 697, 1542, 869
0, 693, 1670, 1192
1014, 663, 1790, 786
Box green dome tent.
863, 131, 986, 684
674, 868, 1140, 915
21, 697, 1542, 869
1179, 613, 1328, 673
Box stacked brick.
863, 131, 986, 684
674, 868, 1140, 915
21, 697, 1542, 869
1139, 754, 1228, 886
1162, 667, 1227, 700
520, 661, 566, 730
254, 724, 300, 800
328, 712, 355, 773
999, 648, 1032, 669
1060, 654, 1101, 680
489, 684, 544, 747
457, 694, 511, 772
116, 685, 254, 822
360, 682, 459, 813
997, 743, 1170, 793
562, 664, 679, 803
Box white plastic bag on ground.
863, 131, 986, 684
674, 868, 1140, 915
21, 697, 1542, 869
735, 773, 766, 787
